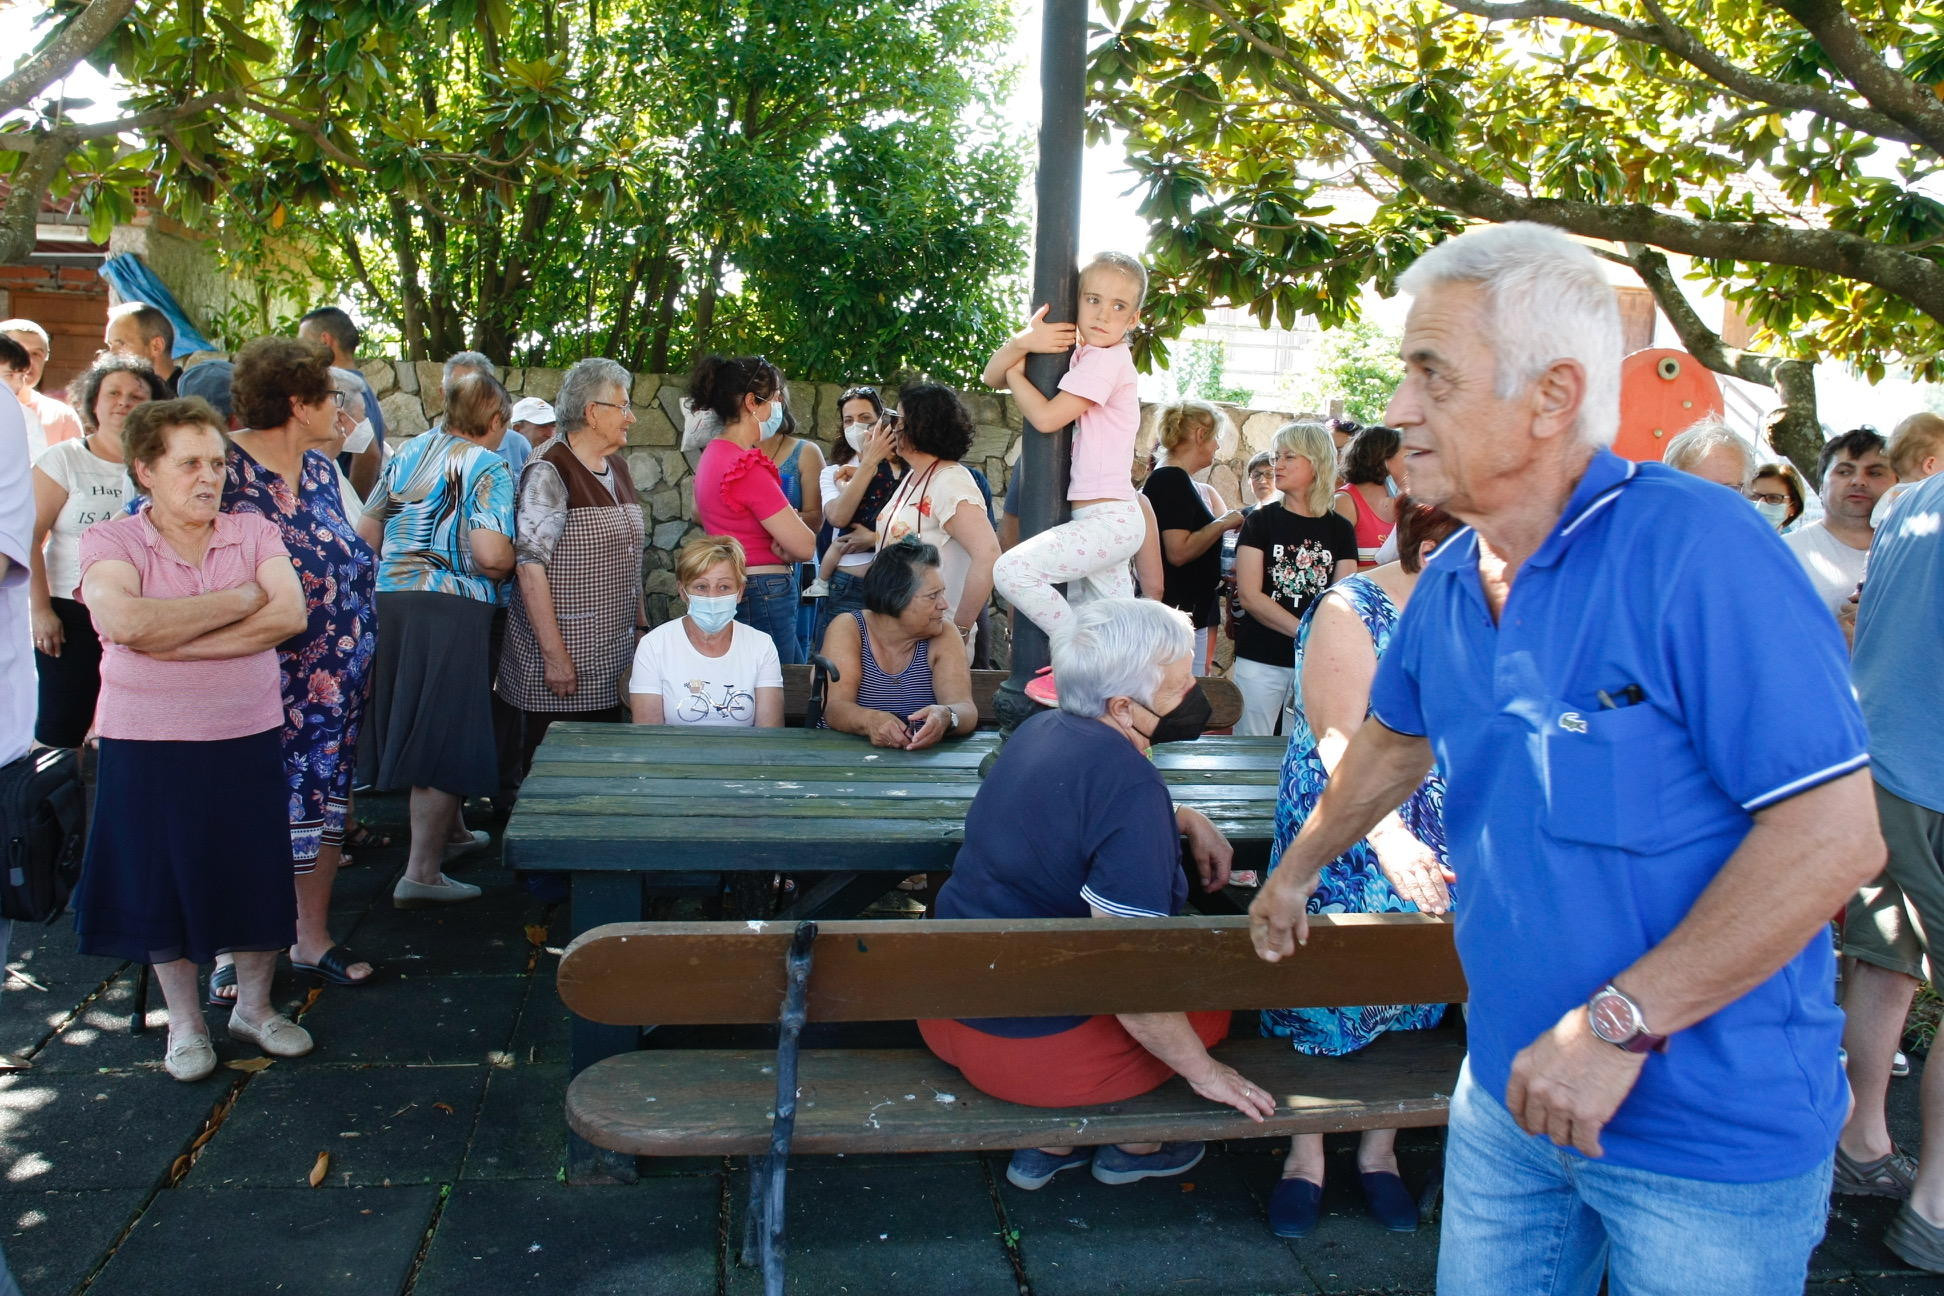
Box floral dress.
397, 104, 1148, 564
1260, 573, 1452, 1054
224, 444, 378, 870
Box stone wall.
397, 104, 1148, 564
361, 358, 1322, 629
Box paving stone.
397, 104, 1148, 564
725, 1159, 1016, 1296
86, 1184, 439, 1296
1242, 1139, 1442, 1294
340, 889, 540, 977
296, 974, 526, 1065
414, 1178, 721, 1296
999, 1147, 1319, 1296
1, 923, 115, 1055
187, 1064, 488, 1189
27, 965, 304, 1074
0, 1069, 223, 1190
0, 1187, 145, 1294
1818, 1195, 1908, 1280
463, 1063, 567, 1181
507, 981, 570, 1065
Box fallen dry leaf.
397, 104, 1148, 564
170, 1154, 192, 1180
524, 924, 549, 947
1179, 1182, 1196, 1193
433, 1101, 454, 1114
224, 1057, 275, 1073
308, 1151, 330, 1187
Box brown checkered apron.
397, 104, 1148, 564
498, 442, 644, 712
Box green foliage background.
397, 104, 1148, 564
5, 0, 1027, 383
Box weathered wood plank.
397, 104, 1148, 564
776, 666, 1247, 730
567, 1031, 1464, 1156
557, 914, 1465, 1026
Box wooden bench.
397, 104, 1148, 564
778, 664, 1244, 729
558, 912, 1467, 1288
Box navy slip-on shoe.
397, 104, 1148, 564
1359, 1170, 1419, 1233
1005, 1147, 1092, 1190
1269, 1176, 1323, 1238
1090, 1141, 1205, 1185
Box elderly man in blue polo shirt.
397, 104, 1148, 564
1251, 222, 1882, 1295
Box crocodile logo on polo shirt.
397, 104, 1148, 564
1558, 712, 1588, 735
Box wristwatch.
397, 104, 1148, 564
940, 703, 961, 731
1586, 984, 1668, 1054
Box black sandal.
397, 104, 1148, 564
205, 962, 237, 1008
290, 946, 374, 987
344, 821, 392, 851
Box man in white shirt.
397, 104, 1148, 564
1785, 428, 1892, 637
0, 318, 83, 454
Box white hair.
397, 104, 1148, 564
1397, 222, 1621, 448
0, 319, 49, 347
556, 357, 631, 435
1663, 417, 1757, 489
442, 350, 500, 394
1052, 598, 1194, 719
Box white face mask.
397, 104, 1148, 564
341, 418, 375, 455
686, 592, 739, 633
1752, 497, 1789, 528
845, 423, 869, 454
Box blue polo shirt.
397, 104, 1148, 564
1854, 470, 1944, 814
1369, 450, 1867, 1182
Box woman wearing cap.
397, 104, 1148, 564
497, 359, 645, 790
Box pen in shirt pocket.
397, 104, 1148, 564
1596, 684, 1646, 710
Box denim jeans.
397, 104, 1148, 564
738, 571, 802, 665
1439, 1061, 1834, 1296
810, 569, 868, 656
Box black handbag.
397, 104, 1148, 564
0, 746, 85, 923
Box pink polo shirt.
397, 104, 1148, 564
78, 508, 290, 742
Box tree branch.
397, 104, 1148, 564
1435, 0, 1919, 145
1768, 0, 1944, 156
0, 130, 76, 264
1628, 243, 1823, 481
0, 0, 136, 118
1183, 1, 1944, 330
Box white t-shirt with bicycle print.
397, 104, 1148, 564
628, 618, 783, 726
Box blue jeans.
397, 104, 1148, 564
811, 569, 868, 655
738, 572, 802, 665
1439, 1061, 1833, 1296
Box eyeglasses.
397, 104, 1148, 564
840, 386, 878, 404
328, 390, 349, 408
1750, 491, 1790, 506
589, 400, 630, 414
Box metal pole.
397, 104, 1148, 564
995, 0, 1086, 732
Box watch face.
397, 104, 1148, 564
1589, 993, 1638, 1044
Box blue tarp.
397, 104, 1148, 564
96, 253, 217, 357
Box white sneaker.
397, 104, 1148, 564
393, 873, 483, 908
804, 579, 829, 599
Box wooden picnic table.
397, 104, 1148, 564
506, 721, 1286, 1179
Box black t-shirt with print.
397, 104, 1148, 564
1231, 504, 1358, 665
1142, 465, 1221, 627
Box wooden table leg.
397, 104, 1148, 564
568, 870, 643, 1185
775, 871, 907, 921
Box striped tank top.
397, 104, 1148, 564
818, 610, 936, 727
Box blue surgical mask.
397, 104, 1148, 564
1752, 497, 1789, 529
687, 593, 739, 634
759, 400, 785, 438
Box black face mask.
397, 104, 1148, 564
1140, 683, 1213, 746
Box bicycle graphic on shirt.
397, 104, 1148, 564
677, 680, 755, 723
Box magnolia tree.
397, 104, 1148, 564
1088, 0, 1944, 479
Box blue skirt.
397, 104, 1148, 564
73, 729, 296, 965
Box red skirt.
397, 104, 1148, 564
918, 1011, 1231, 1108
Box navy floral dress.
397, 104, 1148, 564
1261, 573, 1452, 1054
224, 444, 378, 870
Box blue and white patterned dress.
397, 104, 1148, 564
1261, 573, 1452, 1055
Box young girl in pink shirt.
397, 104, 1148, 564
986, 253, 1149, 644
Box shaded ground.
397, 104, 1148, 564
1, 795, 1937, 1295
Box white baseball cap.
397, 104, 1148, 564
510, 397, 556, 425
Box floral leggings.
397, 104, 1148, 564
993, 499, 1146, 643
